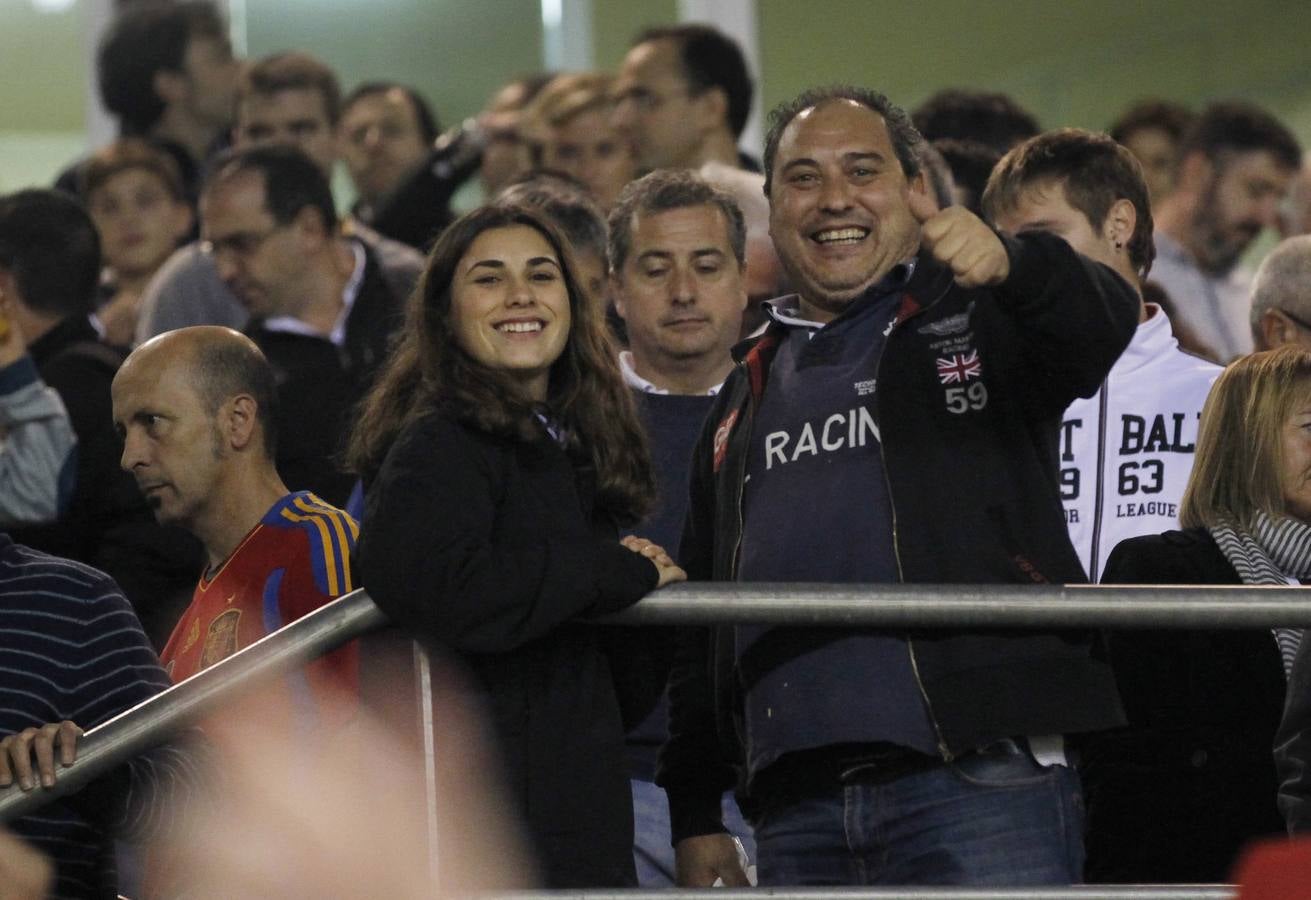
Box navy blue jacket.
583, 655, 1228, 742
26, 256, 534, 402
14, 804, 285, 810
659, 231, 1138, 842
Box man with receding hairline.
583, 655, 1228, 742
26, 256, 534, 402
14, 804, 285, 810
660, 86, 1138, 889
200, 144, 406, 506
612, 24, 757, 174
112, 325, 357, 725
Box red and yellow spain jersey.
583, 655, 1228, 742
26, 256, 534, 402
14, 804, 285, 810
160, 491, 360, 735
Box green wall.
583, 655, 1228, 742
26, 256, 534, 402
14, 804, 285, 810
755, 0, 1311, 139
2, 0, 1308, 192
591, 0, 676, 70
0, 0, 88, 191
244, 0, 543, 129
0, 0, 85, 132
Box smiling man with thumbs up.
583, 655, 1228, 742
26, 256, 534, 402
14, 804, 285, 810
659, 86, 1140, 890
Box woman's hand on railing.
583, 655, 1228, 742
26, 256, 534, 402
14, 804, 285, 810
0, 721, 82, 791
620, 536, 688, 588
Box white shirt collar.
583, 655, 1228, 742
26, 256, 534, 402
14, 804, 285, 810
764, 260, 916, 333
262, 239, 367, 347
618, 351, 722, 396
764, 295, 825, 330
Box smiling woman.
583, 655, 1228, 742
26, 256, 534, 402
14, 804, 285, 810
449, 224, 572, 402
346, 204, 685, 888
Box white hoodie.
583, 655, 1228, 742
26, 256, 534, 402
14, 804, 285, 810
1060, 306, 1222, 581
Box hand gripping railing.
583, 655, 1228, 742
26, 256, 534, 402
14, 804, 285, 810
5, 581, 1311, 821
0, 586, 388, 822
2, 582, 1307, 898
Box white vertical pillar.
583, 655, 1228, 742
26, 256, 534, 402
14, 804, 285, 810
80, 0, 116, 150
543, 0, 594, 71
676, 0, 763, 157
224, 0, 249, 58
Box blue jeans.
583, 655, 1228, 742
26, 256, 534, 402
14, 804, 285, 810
752, 751, 1085, 886
631, 778, 757, 887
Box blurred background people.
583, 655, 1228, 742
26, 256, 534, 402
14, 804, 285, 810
136, 51, 423, 344
932, 138, 1001, 216
200, 146, 406, 505
910, 88, 1038, 223
339, 81, 441, 230
1088, 348, 1309, 882
0, 189, 201, 649
59, 0, 238, 210
82, 139, 195, 348
154, 674, 533, 897
478, 74, 556, 198
612, 24, 756, 173
1108, 99, 1196, 204
1249, 235, 1311, 351
357, 73, 556, 251
911, 88, 1041, 155
1279, 155, 1311, 238
0, 300, 76, 527
1150, 100, 1302, 363
522, 73, 635, 210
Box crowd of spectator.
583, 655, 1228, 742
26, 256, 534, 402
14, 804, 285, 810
3, 1, 1311, 896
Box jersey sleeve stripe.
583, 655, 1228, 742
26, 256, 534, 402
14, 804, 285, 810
292, 495, 358, 592
279, 507, 340, 596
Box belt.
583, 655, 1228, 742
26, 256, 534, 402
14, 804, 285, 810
751, 738, 1037, 807
750, 742, 942, 805
838, 743, 944, 785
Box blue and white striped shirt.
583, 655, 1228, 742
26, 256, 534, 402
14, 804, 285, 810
0, 533, 204, 898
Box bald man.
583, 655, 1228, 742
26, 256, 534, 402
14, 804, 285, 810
112, 326, 358, 723
1250, 236, 1311, 352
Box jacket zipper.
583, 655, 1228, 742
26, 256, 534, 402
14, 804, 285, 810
728, 359, 753, 577
878, 305, 952, 762
1088, 382, 1110, 582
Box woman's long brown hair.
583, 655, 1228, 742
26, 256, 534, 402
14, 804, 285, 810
347, 204, 654, 524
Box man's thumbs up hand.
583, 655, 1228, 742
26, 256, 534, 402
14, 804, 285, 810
911, 191, 1010, 288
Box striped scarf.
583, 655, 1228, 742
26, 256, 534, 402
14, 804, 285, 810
1210, 510, 1311, 675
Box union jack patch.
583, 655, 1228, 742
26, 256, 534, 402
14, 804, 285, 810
936, 351, 982, 384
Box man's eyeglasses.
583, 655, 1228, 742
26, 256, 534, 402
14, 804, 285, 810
201, 225, 286, 260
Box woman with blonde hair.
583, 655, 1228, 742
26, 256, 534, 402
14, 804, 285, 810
1084, 347, 1309, 882
521, 72, 636, 210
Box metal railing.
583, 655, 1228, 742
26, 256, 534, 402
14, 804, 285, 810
491, 890, 1234, 899
6, 580, 1311, 821
0, 587, 387, 821
604, 582, 1311, 629
2, 581, 1304, 897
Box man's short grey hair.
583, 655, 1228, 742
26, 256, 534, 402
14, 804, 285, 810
1250, 235, 1311, 343
607, 169, 747, 274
